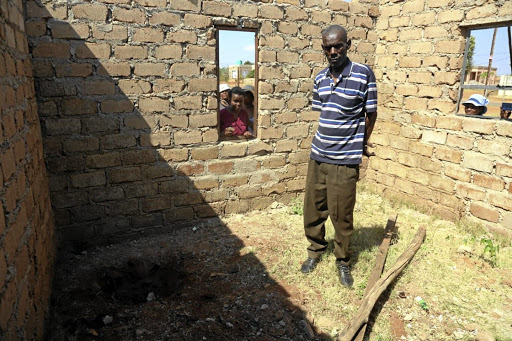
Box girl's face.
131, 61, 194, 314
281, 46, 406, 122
220, 91, 229, 101
230, 94, 244, 113
464, 103, 483, 115
244, 92, 254, 105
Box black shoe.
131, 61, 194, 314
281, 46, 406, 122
336, 261, 353, 287
301, 257, 320, 273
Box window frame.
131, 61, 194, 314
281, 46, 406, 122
215, 26, 259, 140
456, 21, 512, 117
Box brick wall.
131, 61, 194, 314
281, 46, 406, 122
0, 0, 55, 338
25, 0, 377, 246
367, 0, 512, 235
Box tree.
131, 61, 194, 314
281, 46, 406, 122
219, 67, 229, 82
465, 36, 475, 76
243, 60, 253, 65
247, 69, 255, 78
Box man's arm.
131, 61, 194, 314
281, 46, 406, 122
364, 111, 377, 157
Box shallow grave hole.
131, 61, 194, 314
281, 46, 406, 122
91, 257, 185, 304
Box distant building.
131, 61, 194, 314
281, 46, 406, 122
228, 61, 255, 81
498, 75, 512, 97
464, 65, 499, 84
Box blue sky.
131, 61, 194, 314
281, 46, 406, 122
219, 30, 256, 67
471, 27, 511, 76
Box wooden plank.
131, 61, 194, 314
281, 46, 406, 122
353, 214, 398, 341
338, 226, 426, 341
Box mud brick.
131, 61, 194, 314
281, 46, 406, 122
120, 149, 157, 165
105, 199, 139, 215
247, 142, 272, 155
32, 42, 70, 58
44, 118, 81, 135
477, 139, 509, 156
149, 12, 181, 26
155, 45, 182, 60
203, 1, 231, 16
496, 163, 512, 177
190, 147, 219, 160
38, 80, 77, 97
82, 116, 119, 133
166, 30, 197, 44
109, 166, 142, 183
174, 192, 203, 206
115, 46, 148, 60
76, 43, 111, 59
188, 78, 217, 92
444, 163, 471, 182
159, 178, 190, 194
164, 207, 194, 222
473, 174, 505, 191
225, 200, 250, 214
89, 186, 124, 202
92, 25, 128, 40
71, 171, 106, 188
82, 80, 115, 95
189, 113, 216, 128
123, 182, 158, 198
221, 175, 248, 188
275, 139, 298, 152
159, 149, 189, 162
70, 205, 106, 223
142, 196, 171, 212
72, 3, 107, 20
25, 20, 46, 37
113, 7, 145, 23
50, 22, 89, 39
139, 97, 169, 112
63, 137, 100, 153
55, 63, 93, 78
170, 62, 200, 77
174, 96, 202, 110
232, 2, 258, 17
97, 62, 131, 77
140, 133, 171, 147
142, 163, 174, 179
133, 27, 164, 42
462, 117, 495, 134
101, 99, 134, 113
470, 202, 498, 223
489, 193, 512, 211
118, 80, 152, 94
456, 183, 486, 201
461, 152, 494, 173
170, 0, 202, 11
101, 134, 137, 149
123, 114, 156, 129
134, 63, 166, 76
446, 134, 473, 150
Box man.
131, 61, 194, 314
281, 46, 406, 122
300, 25, 377, 287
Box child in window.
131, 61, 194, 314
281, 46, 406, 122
462, 94, 489, 116
243, 84, 255, 133
220, 87, 252, 138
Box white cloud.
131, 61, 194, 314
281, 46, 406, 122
244, 45, 255, 52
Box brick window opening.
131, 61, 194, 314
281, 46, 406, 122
216, 28, 258, 140
457, 23, 512, 120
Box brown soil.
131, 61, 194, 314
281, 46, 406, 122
47, 211, 325, 341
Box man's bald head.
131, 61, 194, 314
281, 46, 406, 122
322, 25, 348, 42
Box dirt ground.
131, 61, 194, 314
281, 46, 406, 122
46, 196, 512, 341
47, 207, 322, 341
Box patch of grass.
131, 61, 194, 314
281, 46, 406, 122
289, 197, 304, 215
252, 186, 512, 339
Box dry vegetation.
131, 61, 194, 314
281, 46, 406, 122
48, 186, 512, 341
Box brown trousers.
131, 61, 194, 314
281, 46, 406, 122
303, 159, 359, 264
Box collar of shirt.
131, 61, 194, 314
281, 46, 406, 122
325, 59, 353, 87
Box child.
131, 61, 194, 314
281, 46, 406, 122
462, 94, 489, 116
219, 87, 252, 138
243, 84, 255, 133
219, 84, 230, 110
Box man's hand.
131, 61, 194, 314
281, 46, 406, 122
363, 142, 375, 157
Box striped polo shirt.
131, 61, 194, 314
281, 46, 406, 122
310, 59, 377, 165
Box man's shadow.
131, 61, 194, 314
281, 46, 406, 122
25, 3, 327, 340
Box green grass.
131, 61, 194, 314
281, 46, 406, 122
243, 185, 512, 340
